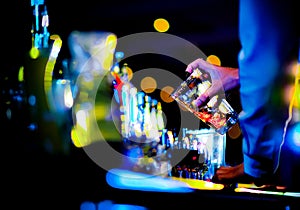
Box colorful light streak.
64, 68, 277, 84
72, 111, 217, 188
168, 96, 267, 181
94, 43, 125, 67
43, 35, 62, 111
106, 168, 194, 193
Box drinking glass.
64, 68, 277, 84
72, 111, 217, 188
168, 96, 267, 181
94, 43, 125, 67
171, 68, 239, 135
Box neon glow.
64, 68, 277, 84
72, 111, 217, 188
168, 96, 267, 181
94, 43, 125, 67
44, 35, 62, 111
18, 66, 24, 82
172, 177, 224, 190
106, 168, 194, 193
29, 47, 40, 59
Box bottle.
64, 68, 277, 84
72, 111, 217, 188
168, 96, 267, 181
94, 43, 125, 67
143, 95, 152, 139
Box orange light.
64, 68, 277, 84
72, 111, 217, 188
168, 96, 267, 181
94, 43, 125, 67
228, 123, 242, 139
140, 76, 157, 93
153, 18, 170, 33
206, 55, 221, 66
160, 86, 174, 103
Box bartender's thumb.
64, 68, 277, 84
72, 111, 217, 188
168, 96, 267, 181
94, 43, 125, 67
192, 82, 222, 108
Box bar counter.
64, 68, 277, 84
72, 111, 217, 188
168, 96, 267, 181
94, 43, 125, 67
4, 140, 300, 210
98, 168, 300, 210
79, 141, 300, 210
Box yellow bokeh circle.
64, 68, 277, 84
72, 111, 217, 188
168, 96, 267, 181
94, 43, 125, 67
153, 18, 170, 33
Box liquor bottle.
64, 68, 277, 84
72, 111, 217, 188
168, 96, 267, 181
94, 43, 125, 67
156, 101, 165, 137
150, 99, 160, 142
136, 91, 145, 138
121, 82, 130, 138
143, 95, 151, 139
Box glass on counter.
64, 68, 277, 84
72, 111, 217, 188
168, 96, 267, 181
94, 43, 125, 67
172, 128, 226, 181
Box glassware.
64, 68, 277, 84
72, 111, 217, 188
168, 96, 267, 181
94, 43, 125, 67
182, 128, 226, 181
171, 68, 239, 135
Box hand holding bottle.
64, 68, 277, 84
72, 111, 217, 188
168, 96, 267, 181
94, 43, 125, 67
185, 58, 240, 108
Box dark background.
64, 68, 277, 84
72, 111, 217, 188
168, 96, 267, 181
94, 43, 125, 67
3, 0, 241, 74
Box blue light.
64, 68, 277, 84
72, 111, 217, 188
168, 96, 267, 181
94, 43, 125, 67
28, 95, 36, 106
106, 168, 194, 193
28, 123, 37, 131
80, 201, 96, 210
285, 122, 300, 154
97, 200, 148, 210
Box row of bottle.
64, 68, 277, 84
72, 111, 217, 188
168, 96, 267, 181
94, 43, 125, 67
110, 52, 166, 146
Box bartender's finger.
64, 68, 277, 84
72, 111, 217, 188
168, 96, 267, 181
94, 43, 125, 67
192, 92, 210, 108
185, 58, 205, 73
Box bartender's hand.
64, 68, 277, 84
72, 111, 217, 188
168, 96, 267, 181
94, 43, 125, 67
213, 163, 246, 183
185, 58, 240, 107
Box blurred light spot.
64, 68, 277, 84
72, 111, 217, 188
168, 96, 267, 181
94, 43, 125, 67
76, 110, 88, 131
106, 168, 193, 193
97, 200, 148, 210
50, 34, 62, 57
156, 102, 166, 130
28, 123, 37, 131
235, 187, 284, 195
284, 85, 294, 106
64, 82, 74, 108
228, 123, 242, 139
160, 86, 174, 103
54, 79, 73, 110
95, 104, 108, 120
121, 63, 133, 81
106, 34, 117, 50
110, 204, 148, 210
71, 124, 88, 148
113, 65, 120, 74
285, 122, 300, 154
154, 18, 170, 32
292, 61, 300, 108
140, 77, 157, 93
28, 95, 36, 106
115, 51, 124, 60
103, 34, 117, 70
18, 66, 24, 82
206, 55, 221, 66
29, 47, 40, 59
80, 201, 96, 210
97, 200, 114, 210
71, 127, 80, 147
126, 66, 133, 81
44, 35, 62, 111
6, 108, 11, 120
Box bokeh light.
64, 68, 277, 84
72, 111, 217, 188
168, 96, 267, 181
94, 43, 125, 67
206, 55, 221, 66
153, 18, 170, 33
140, 76, 157, 93
285, 122, 300, 154
29, 47, 40, 59
103, 34, 117, 70
18, 66, 24, 82
160, 86, 174, 103
228, 123, 242, 139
